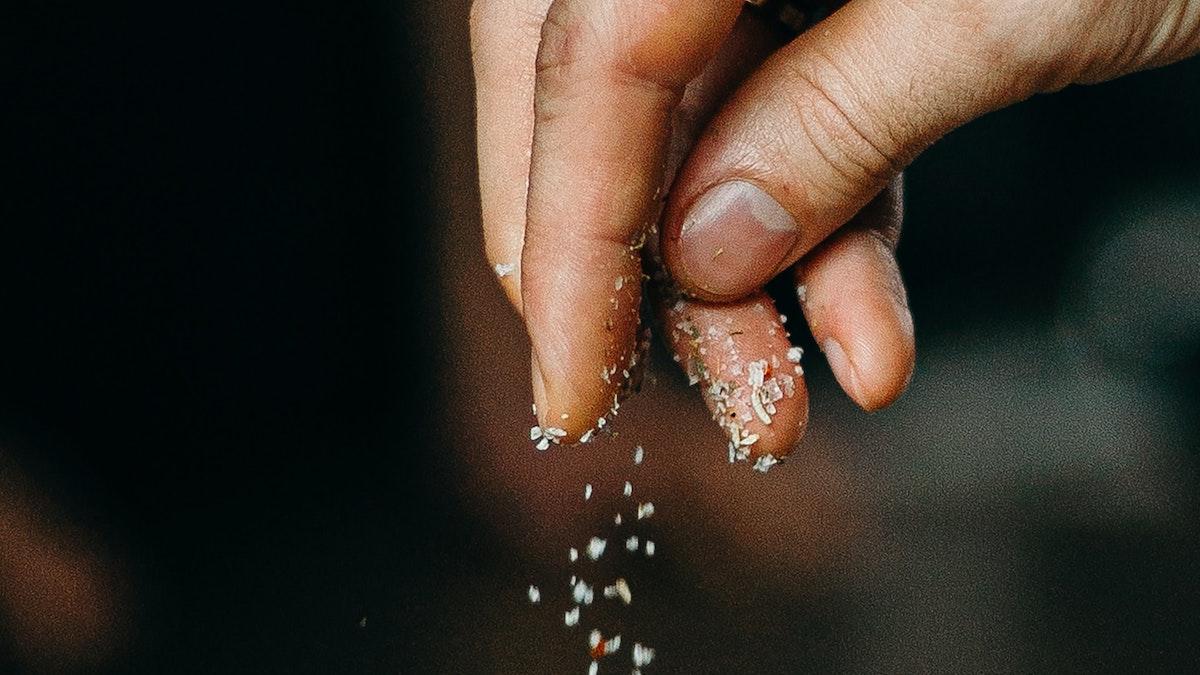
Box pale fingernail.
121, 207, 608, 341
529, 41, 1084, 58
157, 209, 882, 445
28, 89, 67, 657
822, 338, 866, 407
677, 181, 798, 298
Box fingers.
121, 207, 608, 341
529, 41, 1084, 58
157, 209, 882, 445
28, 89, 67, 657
660, 0, 1067, 301
471, 0, 554, 311
796, 178, 914, 411
650, 11, 810, 462
658, 289, 808, 464
523, 0, 743, 438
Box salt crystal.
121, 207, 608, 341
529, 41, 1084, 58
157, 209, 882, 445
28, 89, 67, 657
527, 585, 540, 604
786, 346, 804, 363
753, 454, 779, 473
494, 262, 515, 278
569, 548, 579, 562
584, 483, 592, 501
644, 541, 655, 557
586, 537, 607, 560
633, 643, 655, 667
623, 481, 632, 497
636, 503, 655, 520
565, 606, 580, 627
633, 445, 644, 465
625, 535, 639, 552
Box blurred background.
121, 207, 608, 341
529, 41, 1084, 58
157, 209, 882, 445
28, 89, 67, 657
3, 1, 1199, 672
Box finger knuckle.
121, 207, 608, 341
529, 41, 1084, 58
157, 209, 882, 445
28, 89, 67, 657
782, 63, 900, 195
534, 2, 589, 83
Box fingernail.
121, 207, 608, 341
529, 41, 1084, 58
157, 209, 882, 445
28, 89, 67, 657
677, 180, 798, 298
822, 338, 866, 407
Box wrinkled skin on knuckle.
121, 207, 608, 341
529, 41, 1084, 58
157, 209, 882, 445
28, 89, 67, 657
781, 63, 898, 201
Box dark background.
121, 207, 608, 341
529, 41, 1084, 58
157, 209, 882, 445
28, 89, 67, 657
2, 2, 1199, 672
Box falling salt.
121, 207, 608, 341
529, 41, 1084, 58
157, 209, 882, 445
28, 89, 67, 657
586, 537, 607, 561
528, 585, 540, 604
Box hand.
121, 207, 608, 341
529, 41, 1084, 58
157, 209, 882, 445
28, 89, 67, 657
471, 0, 1200, 460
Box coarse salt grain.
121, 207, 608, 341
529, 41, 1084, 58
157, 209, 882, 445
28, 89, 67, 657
565, 606, 580, 627
786, 346, 804, 363
625, 535, 639, 552
644, 541, 655, 557
636, 502, 654, 520
586, 537, 607, 561
584, 483, 592, 500
569, 547, 579, 562
528, 585, 540, 604
633, 445, 644, 465
753, 454, 780, 473
603, 578, 632, 605
588, 662, 597, 675
623, 481, 632, 497
633, 643, 655, 667
494, 262, 515, 278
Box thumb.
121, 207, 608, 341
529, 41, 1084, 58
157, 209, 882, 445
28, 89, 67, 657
661, 0, 1200, 300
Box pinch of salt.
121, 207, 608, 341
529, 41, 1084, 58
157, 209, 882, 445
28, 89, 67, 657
565, 606, 580, 627
494, 262, 515, 278
528, 585, 540, 604
586, 537, 607, 561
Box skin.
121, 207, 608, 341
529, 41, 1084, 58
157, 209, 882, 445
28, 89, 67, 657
472, 0, 1200, 459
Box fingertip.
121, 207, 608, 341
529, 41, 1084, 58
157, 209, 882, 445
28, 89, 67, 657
821, 331, 913, 412
657, 289, 809, 464
799, 229, 915, 413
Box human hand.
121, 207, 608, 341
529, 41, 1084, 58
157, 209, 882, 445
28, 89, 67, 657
471, 0, 1200, 461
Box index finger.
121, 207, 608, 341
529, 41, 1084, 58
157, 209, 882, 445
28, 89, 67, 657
523, 0, 744, 439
